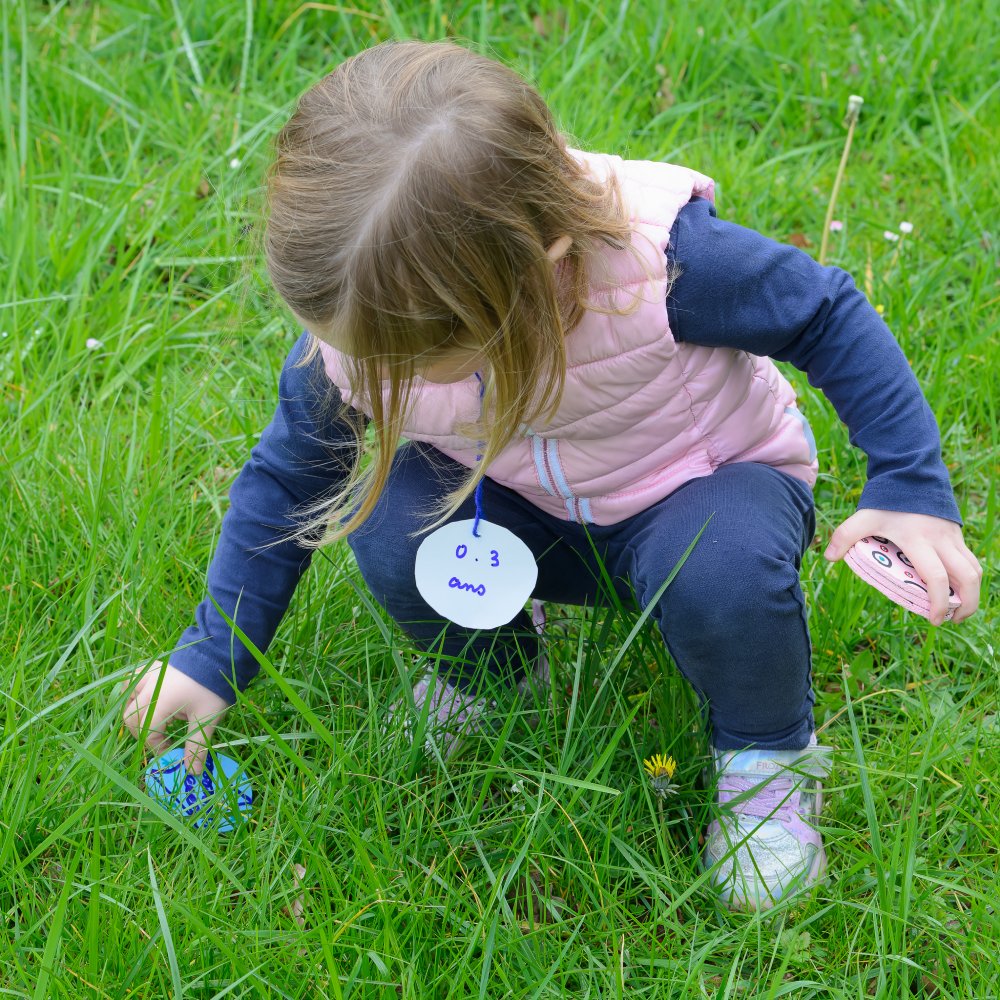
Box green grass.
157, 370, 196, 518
2, 0, 998, 995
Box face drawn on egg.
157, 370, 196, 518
415, 519, 538, 630
144, 749, 253, 831
900, 579, 955, 598
847, 536, 962, 623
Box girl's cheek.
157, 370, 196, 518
419, 353, 484, 383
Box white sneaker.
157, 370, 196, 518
516, 599, 551, 697
389, 601, 550, 758
703, 736, 832, 911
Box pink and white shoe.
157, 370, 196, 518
517, 599, 551, 696
703, 736, 833, 911
388, 673, 494, 759
389, 601, 551, 758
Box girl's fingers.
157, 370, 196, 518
895, 540, 952, 625
900, 539, 981, 626
958, 543, 984, 585
143, 723, 174, 758
122, 689, 148, 738
824, 510, 877, 562
120, 659, 166, 697
123, 685, 182, 758
121, 667, 148, 698
184, 718, 219, 775
120, 662, 230, 769
121, 661, 170, 735
940, 544, 982, 623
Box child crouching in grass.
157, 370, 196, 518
122, 39, 981, 911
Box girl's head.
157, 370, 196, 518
264, 39, 636, 542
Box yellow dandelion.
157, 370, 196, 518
642, 753, 679, 798
643, 753, 677, 780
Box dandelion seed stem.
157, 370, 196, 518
884, 222, 911, 279
820, 96, 864, 266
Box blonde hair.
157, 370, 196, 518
264, 39, 645, 546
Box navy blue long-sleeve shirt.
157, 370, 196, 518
170, 199, 961, 702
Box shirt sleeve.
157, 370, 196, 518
169, 332, 360, 702
666, 198, 961, 525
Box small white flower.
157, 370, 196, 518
510, 780, 523, 794
829, 220, 844, 232
899, 221, 914, 234
85, 337, 103, 350
1, 331, 7, 338
883, 230, 900, 242
34, 328, 42, 335
229, 157, 241, 169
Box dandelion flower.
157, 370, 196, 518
899, 221, 913, 234
883, 230, 899, 242
643, 753, 679, 798
829, 220, 844, 232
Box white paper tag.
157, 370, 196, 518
414, 519, 538, 629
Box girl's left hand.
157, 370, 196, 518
824, 509, 982, 625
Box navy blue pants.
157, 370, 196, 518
349, 444, 817, 751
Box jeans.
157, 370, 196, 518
348, 443, 817, 751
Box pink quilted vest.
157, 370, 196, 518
319, 150, 818, 525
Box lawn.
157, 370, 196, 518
2, 0, 997, 996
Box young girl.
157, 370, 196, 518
122, 40, 981, 911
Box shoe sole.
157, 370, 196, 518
706, 786, 829, 912
706, 843, 828, 913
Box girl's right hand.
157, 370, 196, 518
122, 660, 231, 775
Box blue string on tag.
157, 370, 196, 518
473, 372, 485, 538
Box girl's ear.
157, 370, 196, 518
546, 235, 573, 261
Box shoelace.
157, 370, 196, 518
718, 774, 801, 825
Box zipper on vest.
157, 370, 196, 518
528, 429, 585, 523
